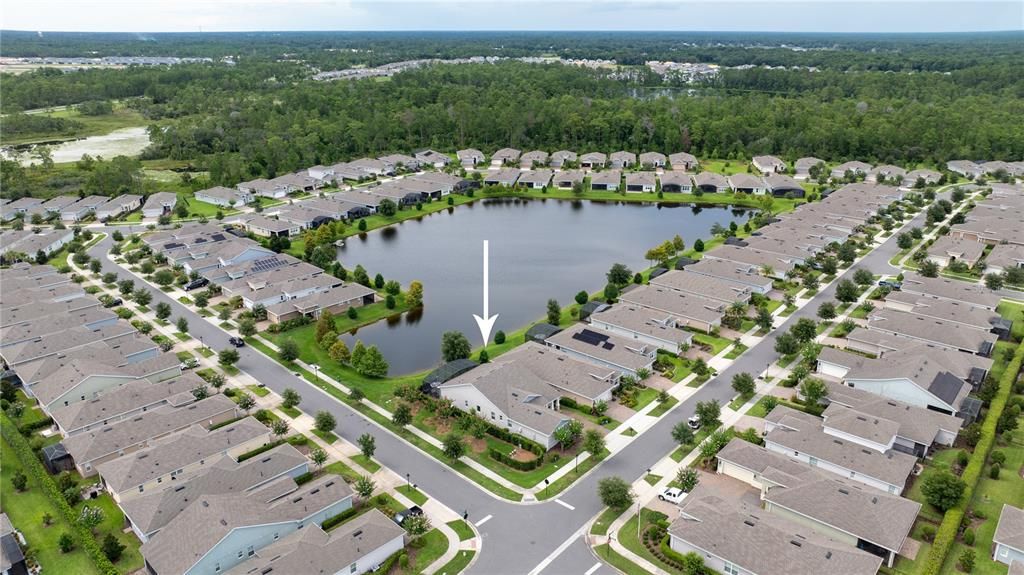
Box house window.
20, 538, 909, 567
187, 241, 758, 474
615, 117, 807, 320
808, 457, 818, 466
247, 546, 254, 557
889, 485, 898, 494
476, 405, 481, 412
215, 563, 221, 572
273, 532, 279, 540
238, 551, 243, 559
723, 562, 740, 575
138, 485, 144, 493
350, 563, 358, 574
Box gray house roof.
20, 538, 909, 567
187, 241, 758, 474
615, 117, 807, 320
821, 379, 962, 446
545, 324, 655, 373
50, 373, 205, 434
867, 308, 997, 355
491, 148, 521, 162
995, 504, 1024, 553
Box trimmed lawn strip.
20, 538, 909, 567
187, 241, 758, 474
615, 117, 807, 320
408, 528, 447, 574
312, 429, 339, 444
352, 454, 381, 473
594, 544, 649, 575
591, 507, 622, 536
395, 484, 429, 505
434, 550, 475, 575
648, 396, 678, 418
247, 385, 270, 397
446, 519, 475, 542
536, 449, 609, 501
280, 405, 301, 418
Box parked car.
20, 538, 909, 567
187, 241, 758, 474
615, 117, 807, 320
228, 337, 245, 348
103, 297, 123, 308
179, 358, 199, 370
658, 487, 687, 505
184, 278, 209, 291
878, 280, 902, 291
687, 415, 701, 430
394, 506, 423, 526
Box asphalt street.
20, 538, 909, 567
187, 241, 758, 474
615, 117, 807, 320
87, 204, 922, 574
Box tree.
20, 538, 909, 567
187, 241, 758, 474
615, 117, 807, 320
958, 549, 975, 573
282, 388, 301, 409
102, 534, 126, 562
404, 514, 432, 541
155, 301, 171, 320
607, 263, 633, 286
597, 476, 635, 509
193, 292, 209, 308
0, 381, 16, 403
238, 318, 257, 337
494, 330, 506, 344
693, 238, 705, 252
354, 475, 375, 500
835, 279, 859, 303
191, 385, 209, 400
441, 331, 472, 362
791, 317, 818, 342
695, 399, 721, 429
356, 346, 388, 378
271, 419, 289, 437
11, 472, 27, 492
672, 421, 694, 446
153, 269, 175, 287
407, 280, 424, 308
853, 268, 874, 286
755, 306, 774, 331
329, 340, 351, 363
554, 419, 583, 451
133, 288, 152, 307
731, 372, 755, 397
672, 234, 685, 253
583, 429, 605, 456
675, 467, 700, 492
102, 271, 118, 284
392, 403, 412, 427
374, 273, 385, 289
279, 339, 300, 362
985, 273, 1004, 290
237, 393, 256, 413
318, 330, 338, 350
79, 505, 104, 534
919, 259, 940, 278
817, 301, 837, 320
175, 316, 189, 333
218, 348, 239, 367
117, 279, 135, 295
358, 433, 376, 459
897, 232, 913, 250
59, 533, 74, 553
442, 433, 465, 460
314, 410, 337, 434
546, 299, 561, 325
315, 309, 335, 342
310, 447, 328, 470
799, 377, 829, 408
575, 290, 589, 305
921, 470, 966, 511
378, 198, 398, 217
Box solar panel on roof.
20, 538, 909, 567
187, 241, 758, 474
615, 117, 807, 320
572, 329, 610, 347
210, 233, 226, 241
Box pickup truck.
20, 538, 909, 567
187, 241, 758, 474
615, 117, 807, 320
658, 487, 687, 505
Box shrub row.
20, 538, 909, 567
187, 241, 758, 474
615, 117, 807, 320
320, 506, 360, 531
923, 342, 1024, 575
264, 316, 312, 333
18, 415, 54, 435
1, 415, 119, 575
476, 418, 545, 456
236, 438, 287, 462
489, 447, 544, 471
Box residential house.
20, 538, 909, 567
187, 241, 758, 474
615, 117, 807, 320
715, 439, 921, 568
682, 258, 774, 294
764, 174, 805, 197
61, 195, 108, 221
377, 153, 421, 171
483, 168, 521, 187
63, 395, 238, 476
237, 215, 300, 238
865, 308, 996, 357
274, 205, 336, 230
407, 171, 462, 197
590, 170, 621, 191
649, 269, 752, 304
950, 214, 1024, 246
619, 285, 726, 333
609, 151, 636, 169
668, 152, 698, 171
993, 505, 1024, 568
414, 149, 450, 168
120, 444, 309, 541
139, 474, 353, 575
490, 148, 521, 167
867, 165, 906, 184
0, 228, 74, 259
457, 148, 485, 167
986, 243, 1024, 274
236, 178, 293, 200
195, 186, 254, 207
270, 172, 324, 192
831, 161, 873, 179
553, 170, 585, 189
658, 171, 693, 193
794, 157, 825, 180
729, 173, 768, 194
549, 150, 577, 169
668, 483, 883, 575
899, 272, 1001, 311
223, 509, 405, 575
925, 236, 986, 268
0, 513, 27, 575
329, 190, 385, 212
0, 306, 118, 348
752, 155, 786, 175
520, 150, 549, 168
639, 152, 667, 169
764, 405, 918, 494
2, 322, 138, 369
265, 283, 376, 324
544, 324, 656, 378
25, 352, 181, 412
624, 171, 656, 192
41, 195, 80, 217
587, 304, 693, 353
946, 160, 983, 179
94, 194, 142, 221
516, 169, 553, 189
142, 192, 178, 218
363, 181, 423, 205
579, 152, 607, 170
882, 292, 1005, 335
902, 169, 942, 188
693, 171, 730, 193
701, 244, 797, 279
95, 417, 271, 502
0, 197, 43, 221
347, 158, 393, 178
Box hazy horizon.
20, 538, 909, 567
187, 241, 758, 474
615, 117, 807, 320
3, 1, 1022, 34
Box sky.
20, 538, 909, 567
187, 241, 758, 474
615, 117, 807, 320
2, 0, 1022, 33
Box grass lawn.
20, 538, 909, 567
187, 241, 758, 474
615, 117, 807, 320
434, 550, 475, 575
644, 474, 663, 486
352, 454, 381, 473
247, 385, 270, 397
620, 509, 681, 575
904, 447, 963, 523
1, 105, 147, 146
312, 429, 339, 444
320, 460, 362, 484
536, 449, 609, 501
280, 405, 302, 418
406, 528, 448, 574
560, 402, 620, 430
727, 393, 755, 411
0, 437, 102, 575
630, 387, 661, 412
594, 544, 649, 575
746, 396, 778, 419
691, 332, 732, 355
724, 341, 748, 359
395, 484, 429, 505
196, 347, 215, 358
648, 396, 678, 418
446, 519, 475, 541
997, 300, 1024, 341
591, 507, 623, 536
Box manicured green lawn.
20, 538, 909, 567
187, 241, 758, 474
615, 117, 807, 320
620, 509, 681, 575
396, 484, 428, 505
593, 543, 649, 575
997, 300, 1024, 341
247, 385, 270, 397
691, 332, 731, 355
280, 405, 302, 418
434, 550, 475, 575
535, 449, 609, 501
591, 507, 623, 536
904, 447, 963, 523
648, 396, 678, 418
312, 429, 338, 444
320, 460, 362, 484
352, 454, 381, 473
446, 519, 475, 541
746, 395, 777, 419
631, 386, 662, 412
407, 528, 448, 574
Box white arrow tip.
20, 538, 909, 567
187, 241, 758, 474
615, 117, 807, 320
473, 314, 499, 346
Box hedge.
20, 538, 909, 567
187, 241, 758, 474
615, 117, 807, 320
488, 447, 544, 471
922, 342, 1024, 575
1, 415, 119, 575
236, 438, 287, 462
320, 506, 360, 531
18, 415, 54, 435
479, 421, 545, 456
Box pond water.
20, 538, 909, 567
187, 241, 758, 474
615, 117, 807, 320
336, 198, 748, 375
10, 126, 150, 165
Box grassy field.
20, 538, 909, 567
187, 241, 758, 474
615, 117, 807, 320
433, 550, 475, 575
591, 507, 623, 536
1, 105, 148, 146
446, 519, 475, 541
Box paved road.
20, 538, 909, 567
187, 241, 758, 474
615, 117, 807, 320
87, 210, 918, 574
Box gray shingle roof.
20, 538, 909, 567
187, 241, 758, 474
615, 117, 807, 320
995, 505, 1024, 553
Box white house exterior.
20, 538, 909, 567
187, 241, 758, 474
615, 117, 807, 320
993, 505, 1024, 568
142, 192, 178, 218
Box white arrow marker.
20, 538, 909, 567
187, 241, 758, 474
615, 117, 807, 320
472, 240, 499, 346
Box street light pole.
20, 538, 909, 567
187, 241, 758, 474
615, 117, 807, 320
406, 473, 411, 488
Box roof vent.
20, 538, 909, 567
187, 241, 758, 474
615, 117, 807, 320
826, 552, 833, 560
353, 530, 363, 538
743, 520, 755, 527
838, 488, 849, 495
790, 540, 803, 548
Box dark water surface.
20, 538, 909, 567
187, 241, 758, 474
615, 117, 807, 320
336, 198, 746, 375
